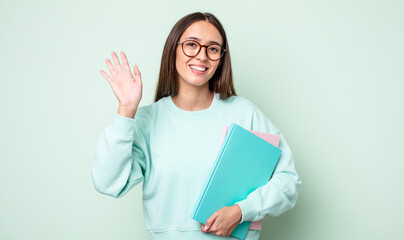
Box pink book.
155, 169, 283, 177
220, 126, 280, 230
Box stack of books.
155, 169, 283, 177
190, 123, 282, 240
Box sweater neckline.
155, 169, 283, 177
164, 92, 220, 120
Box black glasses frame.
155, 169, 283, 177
177, 40, 226, 61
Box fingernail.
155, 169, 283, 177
204, 226, 208, 231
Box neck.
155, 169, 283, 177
171, 84, 214, 111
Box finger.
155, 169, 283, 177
99, 70, 113, 83
133, 64, 142, 83
203, 223, 211, 233
120, 51, 131, 72
106, 58, 116, 76
205, 213, 218, 231
111, 51, 123, 72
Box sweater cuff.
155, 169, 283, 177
110, 112, 136, 139
235, 196, 260, 223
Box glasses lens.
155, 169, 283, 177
207, 44, 222, 60
181, 40, 224, 60
183, 40, 200, 57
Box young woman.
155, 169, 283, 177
93, 12, 301, 240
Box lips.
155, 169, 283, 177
189, 64, 209, 72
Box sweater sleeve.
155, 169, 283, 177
92, 112, 148, 198
235, 106, 302, 223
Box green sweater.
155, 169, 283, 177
92, 92, 301, 240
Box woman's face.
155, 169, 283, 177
175, 20, 223, 91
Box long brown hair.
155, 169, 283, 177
154, 12, 236, 102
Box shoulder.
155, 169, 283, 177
220, 94, 261, 114
222, 94, 280, 134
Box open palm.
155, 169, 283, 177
100, 51, 143, 107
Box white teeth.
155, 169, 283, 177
190, 65, 207, 71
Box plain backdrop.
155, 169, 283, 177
1, 0, 403, 239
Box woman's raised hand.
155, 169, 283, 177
100, 51, 143, 118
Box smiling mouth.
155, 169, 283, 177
189, 65, 208, 72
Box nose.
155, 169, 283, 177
196, 46, 209, 61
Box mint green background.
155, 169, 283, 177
1, 0, 403, 239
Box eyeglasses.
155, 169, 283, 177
177, 40, 226, 61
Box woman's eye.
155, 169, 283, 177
209, 47, 219, 52
186, 42, 196, 47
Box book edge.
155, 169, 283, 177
190, 123, 237, 220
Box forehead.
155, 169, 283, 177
180, 20, 223, 45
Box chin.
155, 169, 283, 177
181, 75, 210, 87
188, 79, 210, 87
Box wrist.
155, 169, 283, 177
234, 204, 242, 223
118, 104, 138, 118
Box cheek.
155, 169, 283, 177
176, 49, 191, 70
175, 58, 184, 75
210, 62, 221, 74
175, 48, 182, 68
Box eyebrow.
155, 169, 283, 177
185, 37, 222, 46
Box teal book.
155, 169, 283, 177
190, 123, 282, 239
